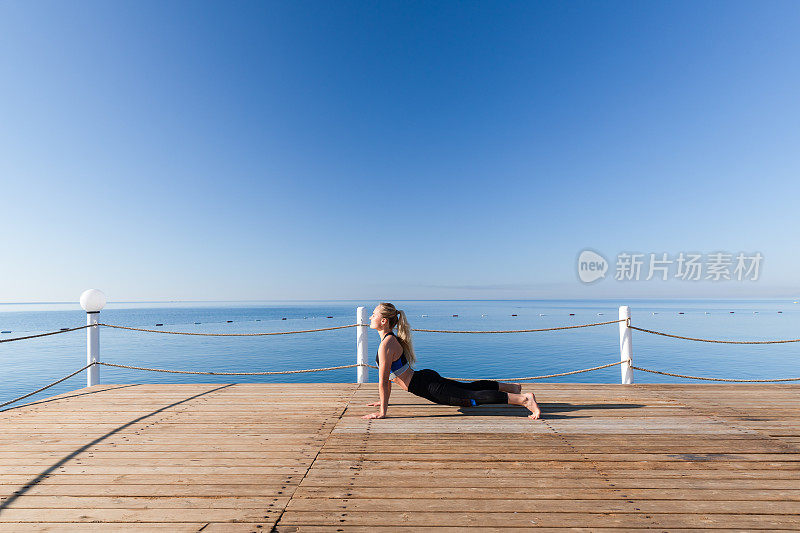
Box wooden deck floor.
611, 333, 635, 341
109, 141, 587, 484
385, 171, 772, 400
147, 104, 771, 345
0, 383, 798, 531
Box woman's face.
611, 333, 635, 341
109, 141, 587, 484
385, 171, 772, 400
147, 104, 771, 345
369, 306, 386, 330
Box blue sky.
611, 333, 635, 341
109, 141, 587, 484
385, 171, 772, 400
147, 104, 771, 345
1, 1, 799, 302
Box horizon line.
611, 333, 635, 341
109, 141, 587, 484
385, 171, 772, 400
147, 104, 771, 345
1, 296, 798, 305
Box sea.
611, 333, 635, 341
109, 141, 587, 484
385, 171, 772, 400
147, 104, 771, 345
1, 299, 798, 409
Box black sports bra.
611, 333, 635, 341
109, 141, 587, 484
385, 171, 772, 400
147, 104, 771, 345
375, 331, 411, 378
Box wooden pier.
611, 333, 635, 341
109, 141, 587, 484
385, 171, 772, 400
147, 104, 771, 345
1, 383, 798, 531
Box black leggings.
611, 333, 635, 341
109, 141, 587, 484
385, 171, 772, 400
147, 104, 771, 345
408, 369, 509, 407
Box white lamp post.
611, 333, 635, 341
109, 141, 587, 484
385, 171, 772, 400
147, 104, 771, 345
356, 307, 369, 383
619, 305, 634, 384
80, 289, 106, 387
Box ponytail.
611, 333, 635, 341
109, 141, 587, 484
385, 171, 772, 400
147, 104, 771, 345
394, 309, 416, 365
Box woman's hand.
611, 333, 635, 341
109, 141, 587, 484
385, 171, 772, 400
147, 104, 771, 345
366, 401, 381, 407
361, 411, 386, 419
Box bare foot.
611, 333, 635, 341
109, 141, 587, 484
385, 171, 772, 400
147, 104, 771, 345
523, 392, 541, 420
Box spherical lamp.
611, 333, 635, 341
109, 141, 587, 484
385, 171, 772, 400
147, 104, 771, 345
80, 289, 106, 312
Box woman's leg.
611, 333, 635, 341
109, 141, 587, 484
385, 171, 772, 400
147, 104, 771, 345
455, 379, 500, 391
442, 382, 540, 419
498, 382, 522, 394
409, 369, 540, 419
440, 376, 522, 395
410, 370, 504, 405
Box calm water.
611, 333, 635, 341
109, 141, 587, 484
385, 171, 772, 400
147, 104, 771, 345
1, 299, 798, 409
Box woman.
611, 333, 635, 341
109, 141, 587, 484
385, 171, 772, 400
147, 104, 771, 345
362, 302, 541, 420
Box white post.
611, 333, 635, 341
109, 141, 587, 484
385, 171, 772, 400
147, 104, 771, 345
356, 306, 369, 384
80, 289, 106, 388
619, 305, 633, 384
86, 312, 100, 387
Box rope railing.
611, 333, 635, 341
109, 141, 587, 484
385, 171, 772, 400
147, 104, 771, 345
97, 322, 360, 336
98, 319, 626, 336
97, 361, 361, 375
0, 362, 97, 410
349, 360, 800, 382
0, 318, 627, 342
412, 318, 625, 333
0, 325, 92, 344
96, 360, 626, 381
443, 360, 626, 381
630, 365, 800, 383
0, 361, 367, 409
361, 361, 625, 381
629, 325, 800, 344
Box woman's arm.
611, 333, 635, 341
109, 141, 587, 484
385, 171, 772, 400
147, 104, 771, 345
363, 342, 392, 419
367, 381, 391, 407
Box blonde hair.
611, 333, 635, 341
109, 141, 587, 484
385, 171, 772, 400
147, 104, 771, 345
377, 302, 416, 365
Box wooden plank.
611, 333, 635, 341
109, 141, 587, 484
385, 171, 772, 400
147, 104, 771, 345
0, 508, 280, 522
293, 486, 800, 501
296, 477, 800, 489
0, 484, 290, 496
273, 528, 797, 533
0, 525, 207, 532
304, 460, 800, 471
301, 469, 800, 480
0, 474, 300, 485
312, 452, 800, 462
284, 497, 800, 514
275, 510, 800, 528
1, 496, 289, 509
